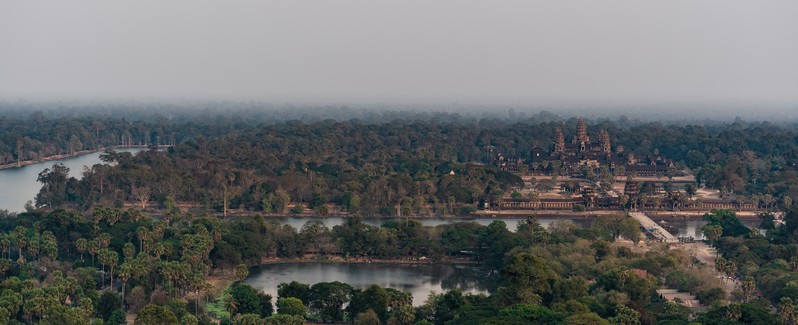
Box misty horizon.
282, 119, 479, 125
2, 1, 797, 106
1, 99, 797, 124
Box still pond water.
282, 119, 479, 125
264, 216, 760, 240
0, 148, 144, 212
244, 262, 492, 306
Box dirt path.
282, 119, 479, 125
621, 240, 740, 298
675, 242, 740, 294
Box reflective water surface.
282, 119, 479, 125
266, 215, 592, 233
653, 218, 762, 240
0, 148, 144, 211
244, 262, 492, 306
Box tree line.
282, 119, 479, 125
26, 116, 798, 216
0, 201, 655, 324
4, 202, 795, 323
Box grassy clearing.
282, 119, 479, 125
205, 282, 233, 320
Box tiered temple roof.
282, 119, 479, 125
525, 118, 674, 176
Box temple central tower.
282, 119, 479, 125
572, 118, 590, 145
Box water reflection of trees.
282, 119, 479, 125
428, 265, 499, 293
653, 219, 762, 240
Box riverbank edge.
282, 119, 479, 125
83, 208, 766, 223
244, 210, 764, 222
472, 209, 763, 221
0, 145, 149, 171
199, 256, 483, 320
256, 256, 481, 266
206, 257, 483, 292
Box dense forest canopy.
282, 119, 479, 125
2, 107, 798, 324
0, 205, 764, 325
2, 202, 796, 324
6, 111, 796, 213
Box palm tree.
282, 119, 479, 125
610, 305, 640, 325
137, 227, 149, 252
76, 238, 88, 262
725, 261, 737, 284
59, 275, 78, 304
742, 276, 756, 302
159, 261, 177, 293
129, 255, 149, 284
42, 240, 57, 261
617, 266, 630, 288
26, 239, 40, 261
98, 249, 110, 287
153, 243, 166, 259
107, 250, 119, 289
153, 222, 165, 236
106, 209, 121, 226
88, 240, 99, 266
725, 304, 742, 321
12, 226, 28, 264
189, 272, 207, 313
223, 292, 238, 315
715, 258, 732, 284
0, 237, 9, 259
118, 263, 131, 309
98, 233, 111, 249
123, 242, 136, 262
2, 238, 8, 260
702, 224, 723, 247
78, 297, 93, 315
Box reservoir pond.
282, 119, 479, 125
244, 262, 491, 306
265, 216, 760, 240
0, 148, 144, 212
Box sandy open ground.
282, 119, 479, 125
694, 188, 722, 200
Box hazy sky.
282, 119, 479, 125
1, 1, 797, 104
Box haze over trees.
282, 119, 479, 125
1, 110, 794, 217
1, 107, 798, 323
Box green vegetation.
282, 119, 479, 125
3, 112, 798, 323
3, 114, 793, 218
0, 205, 769, 324
0, 202, 669, 324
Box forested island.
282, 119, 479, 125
1, 108, 798, 324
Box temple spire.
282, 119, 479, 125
554, 127, 565, 152
573, 118, 589, 145
599, 129, 611, 153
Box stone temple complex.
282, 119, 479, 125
525, 118, 674, 177
491, 118, 759, 213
